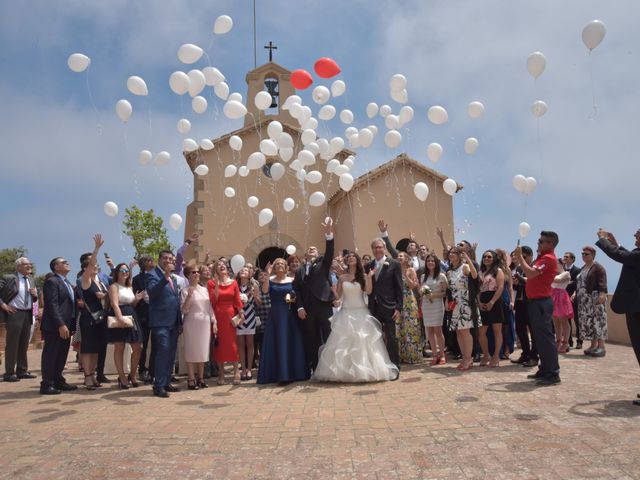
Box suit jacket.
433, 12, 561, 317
596, 238, 640, 314
368, 258, 403, 314
132, 271, 149, 320
581, 261, 607, 295
565, 265, 581, 297
145, 267, 181, 328
41, 275, 76, 332
0, 273, 37, 322
293, 238, 335, 310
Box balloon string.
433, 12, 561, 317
346, 192, 356, 250
536, 118, 543, 185
588, 51, 599, 119
147, 98, 153, 139
85, 68, 102, 136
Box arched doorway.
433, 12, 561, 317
257, 246, 287, 269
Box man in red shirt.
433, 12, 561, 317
514, 230, 561, 385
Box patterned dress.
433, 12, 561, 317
397, 277, 423, 364
577, 267, 608, 341
237, 283, 256, 335
447, 265, 481, 330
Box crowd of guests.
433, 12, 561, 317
1, 223, 639, 405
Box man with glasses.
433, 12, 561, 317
514, 231, 561, 386
0, 257, 38, 382
40, 257, 79, 394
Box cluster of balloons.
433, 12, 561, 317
290, 57, 341, 90
512, 174, 537, 195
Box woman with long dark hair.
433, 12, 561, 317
420, 253, 448, 366
478, 250, 505, 367
313, 252, 398, 382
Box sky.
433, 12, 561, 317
1, 0, 638, 287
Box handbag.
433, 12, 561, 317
107, 315, 134, 329
231, 314, 243, 328
88, 308, 108, 325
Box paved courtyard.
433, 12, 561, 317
1, 344, 639, 480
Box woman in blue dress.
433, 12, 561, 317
257, 258, 309, 384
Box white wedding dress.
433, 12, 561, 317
312, 282, 399, 382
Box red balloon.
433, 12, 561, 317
290, 69, 313, 90
314, 57, 341, 79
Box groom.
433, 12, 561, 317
368, 237, 403, 373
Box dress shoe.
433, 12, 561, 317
576, 340, 583, 349
96, 375, 111, 384
17, 372, 37, 379
511, 356, 526, 364
522, 358, 538, 368
535, 376, 561, 386
153, 387, 169, 398
171, 376, 179, 383
40, 385, 62, 395
527, 370, 544, 379
165, 384, 180, 392
55, 382, 78, 391
590, 347, 606, 357
3, 374, 19, 382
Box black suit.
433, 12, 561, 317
596, 238, 640, 365
565, 264, 582, 344
132, 272, 152, 375
368, 258, 403, 367
293, 237, 335, 370
40, 275, 76, 389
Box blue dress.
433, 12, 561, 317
257, 281, 309, 384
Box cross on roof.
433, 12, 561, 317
264, 41, 277, 62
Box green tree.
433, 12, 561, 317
122, 206, 173, 260
0, 246, 27, 276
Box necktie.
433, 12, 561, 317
167, 276, 175, 291
305, 263, 311, 276
23, 276, 31, 309
375, 261, 381, 280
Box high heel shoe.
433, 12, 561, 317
196, 377, 208, 388
128, 374, 139, 388
188, 379, 199, 390
118, 376, 130, 390
84, 375, 97, 391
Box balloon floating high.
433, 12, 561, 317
531, 100, 548, 118
291, 69, 313, 90
224, 187, 236, 198
192, 96, 207, 114
229, 135, 242, 151
464, 137, 479, 155
178, 43, 203, 64
115, 99, 132, 123
138, 150, 152, 166
331, 80, 346, 97
309, 191, 326, 207
154, 151, 170, 166
247, 196, 259, 208
169, 214, 183, 231
413, 182, 429, 202
169, 71, 190, 95
286, 245, 296, 255
255, 91, 273, 110
213, 15, 233, 35
127, 76, 148, 96
103, 201, 118, 217
518, 222, 531, 238
314, 57, 341, 78
283, 197, 295, 212
427, 143, 443, 163
468, 101, 485, 119
224, 165, 237, 178
526, 52, 547, 79
177, 118, 191, 134
68, 53, 91, 73
427, 105, 448, 125
443, 178, 458, 196
270, 162, 285, 181
230, 254, 245, 274
258, 208, 274, 226
200, 139, 214, 150
194, 164, 209, 176
582, 20, 606, 51
512, 174, 527, 193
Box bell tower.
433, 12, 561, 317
244, 61, 296, 128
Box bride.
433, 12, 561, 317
313, 252, 399, 382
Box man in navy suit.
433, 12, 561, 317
40, 257, 79, 394
146, 250, 182, 398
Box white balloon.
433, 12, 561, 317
339, 173, 354, 192
289, 159, 302, 172
247, 152, 266, 170
260, 139, 278, 156
464, 137, 479, 155
302, 117, 318, 131
368, 125, 378, 136
103, 201, 118, 217
115, 99, 132, 123
518, 222, 531, 238
379, 104, 392, 117
224, 187, 236, 198
230, 254, 245, 274
154, 151, 170, 166
301, 129, 316, 145
282, 95, 302, 110
526, 52, 546, 79
331, 80, 346, 97
306, 142, 320, 156
229, 135, 242, 151
512, 174, 527, 193
169, 213, 183, 231
254, 91, 272, 110
427, 143, 443, 163
298, 149, 316, 166
531, 100, 548, 118
286, 245, 297, 255
289, 103, 303, 119
385, 114, 400, 130
194, 164, 209, 176
270, 162, 285, 181
384, 130, 402, 148
390, 88, 408, 104
283, 197, 295, 212
329, 137, 345, 154
312, 85, 331, 105
127, 76, 148, 96
277, 131, 293, 147
299, 106, 312, 124
192, 96, 207, 114
279, 147, 293, 162
390, 74, 407, 92
224, 100, 247, 119
334, 164, 349, 176
200, 139, 214, 150
214, 15, 233, 34
349, 134, 360, 149
443, 178, 458, 196
359, 128, 374, 148
326, 159, 340, 173
318, 105, 336, 120
413, 182, 429, 202
247, 196, 259, 208
183, 138, 198, 152
317, 138, 330, 155
178, 43, 203, 64
214, 82, 230, 100
305, 170, 323, 184
68, 53, 90, 72
228, 92, 243, 103
138, 150, 152, 166
468, 101, 485, 119
343, 156, 355, 169
308, 191, 326, 207
258, 208, 273, 226
525, 177, 537, 195
202, 66, 225, 86
267, 121, 283, 140
582, 20, 606, 50
177, 118, 191, 134
366, 102, 379, 118
187, 69, 206, 97
399, 106, 414, 125
344, 127, 358, 139
339, 109, 354, 124
427, 105, 448, 125
238, 166, 249, 177
169, 71, 190, 95
224, 164, 237, 178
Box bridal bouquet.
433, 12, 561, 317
284, 291, 296, 304
420, 285, 433, 303
239, 293, 249, 305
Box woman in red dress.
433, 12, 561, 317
208, 260, 244, 385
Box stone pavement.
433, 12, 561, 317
1, 344, 639, 480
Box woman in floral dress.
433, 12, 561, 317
397, 252, 423, 364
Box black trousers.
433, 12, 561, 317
373, 304, 400, 368
515, 300, 538, 360
527, 297, 559, 378
96, 323, 107, 376
4, 310, 32, 376
138, 320, 151, 373
302, 297, 332, 370
41, 330, 71, 387
626, 312, 640, 367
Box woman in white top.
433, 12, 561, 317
420, 253, 448, 366
551, 259, 574, 353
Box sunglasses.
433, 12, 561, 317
581, 252, 592, 256
189, 271, 200, 275
482, 255, 493, 259
119, 268, 130, 273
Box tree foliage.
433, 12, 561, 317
0, 246, 28, 276
122, 206, 173, 260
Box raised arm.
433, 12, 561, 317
378, 219, 398, 259
596, 236, 640, 267
81, 234, 104, 289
